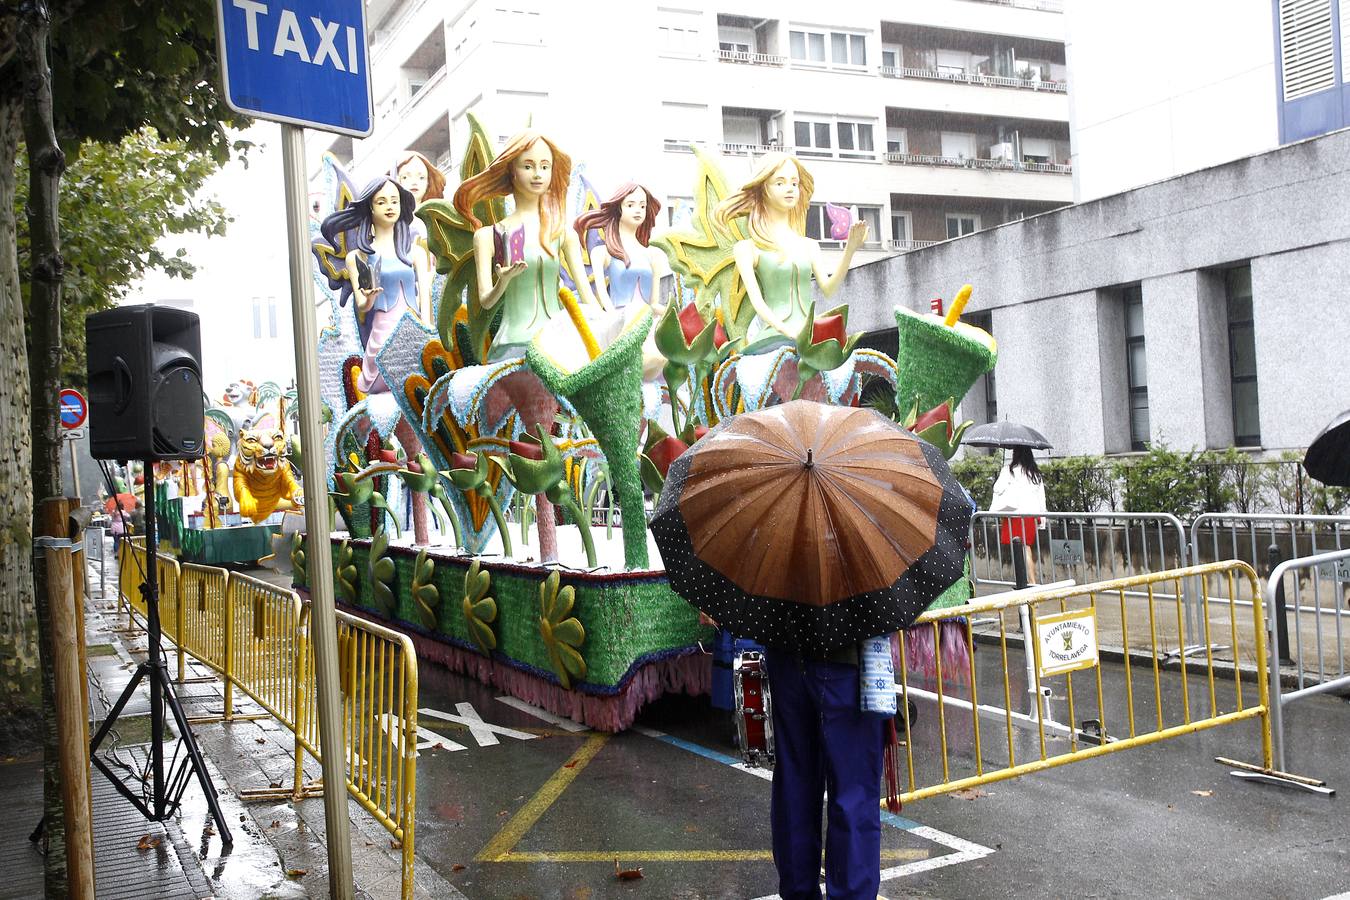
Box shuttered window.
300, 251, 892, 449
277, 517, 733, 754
1279, 0, 1336, 100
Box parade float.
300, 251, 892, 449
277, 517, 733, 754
149, 381, 306, 565
299, 115, 996, 730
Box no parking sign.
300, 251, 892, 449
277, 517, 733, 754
59, 388, 87, 430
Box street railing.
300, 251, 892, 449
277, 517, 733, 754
1264, 549, 1350, 787
116, 552, 421, 899
893, 562, 1316, 806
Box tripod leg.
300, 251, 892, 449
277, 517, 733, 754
89, 661, 149, 753
156, 665, 234, 847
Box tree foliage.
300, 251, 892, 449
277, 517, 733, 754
15, 128, 232, 384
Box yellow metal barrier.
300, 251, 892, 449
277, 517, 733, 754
117, 539, 146, 617
892, 561, 1284, 806
226, 572, 304, 731
123, 562, 422, 900
292, 602, 419, 900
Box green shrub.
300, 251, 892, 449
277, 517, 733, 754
950, 454, 1000, 510
1114, 445, 1208, 520
1042, 455, 1117, 513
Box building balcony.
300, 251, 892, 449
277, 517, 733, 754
716, 48, 786, 66
885, 151, 1070, 175
889, 239, 941, 252
879, 65, 1066, 93
963, 0, 1063, 11
719, 141, 781, 156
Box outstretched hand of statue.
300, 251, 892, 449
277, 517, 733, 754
495, 259, 528, 284
356, 285, 383, 311
844, 219, 869, 254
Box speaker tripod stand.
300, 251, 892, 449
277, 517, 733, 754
87, 465, 233, 846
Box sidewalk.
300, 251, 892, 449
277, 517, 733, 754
0, 536, 460, 900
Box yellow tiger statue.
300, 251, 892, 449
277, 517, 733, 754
232, 428, 302, 523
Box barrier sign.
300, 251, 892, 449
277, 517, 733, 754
1051, 538, 1085, 566
1316, 559, 1350, 583
1034, 608, 1099, 678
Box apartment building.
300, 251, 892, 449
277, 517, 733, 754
305, 0, 1073, 258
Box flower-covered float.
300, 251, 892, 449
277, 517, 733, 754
300, 115, 996, 730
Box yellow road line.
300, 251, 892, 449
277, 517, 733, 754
500, 849, 929, 863
476, 732, 610, 862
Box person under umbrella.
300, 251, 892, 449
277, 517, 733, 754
991, 446, 1048, 583
652, 400, 972, 900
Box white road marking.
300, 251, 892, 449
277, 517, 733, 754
494, 695, 589, 731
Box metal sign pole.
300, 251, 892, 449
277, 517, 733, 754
280, 122, 354, 899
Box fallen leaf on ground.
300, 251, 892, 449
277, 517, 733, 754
136, 835, 160, 851
1191, 790, 1213, 797
614, 859, 644, 881
390, 839, 402, 850
255, 738, 266, 744
949, 788, 988, 800
683, 825, 699, 833
451, 864, 466, 872
285, 868, 307, 878
269, 781, 282, 789
563, 760, 578, 768
270, 820, 281, 829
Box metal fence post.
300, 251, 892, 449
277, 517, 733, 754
223, 573, 234, 722
176, 559, 187, 683
1266, 544, 1293, 664
293, 604, 309, 801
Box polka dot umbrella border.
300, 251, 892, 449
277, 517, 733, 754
650, 402, 974, 656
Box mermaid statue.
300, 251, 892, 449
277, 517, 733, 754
448, 129, 606, 561
391, 150, 447, 322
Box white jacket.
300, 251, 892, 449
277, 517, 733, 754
991, 463, 1047, 516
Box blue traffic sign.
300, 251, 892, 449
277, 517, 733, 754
59, 388, 87, 430
215, 0, 373, 137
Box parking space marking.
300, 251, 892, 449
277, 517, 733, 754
498, 849, 928, 863
476, 732, 611, 862
634, 725, 996, 892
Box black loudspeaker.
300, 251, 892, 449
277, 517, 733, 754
86, 304, 204, 461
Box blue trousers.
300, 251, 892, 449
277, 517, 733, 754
765, 650, 883, 900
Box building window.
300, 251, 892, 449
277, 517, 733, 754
1124, 285, 1150, 450
891, 211, 911, 242
835, 120, 875, 158
1225, 266, 1261, 445
886, 127, 907, 154
794, 115, 873, 159
881, 45, 901, 71
940, 131, 977, 160
658, 8, 702, 57
252, 299, 262, 340
789, 28, 864, 66
794, 118, 833, 156
945, 214, 979, 239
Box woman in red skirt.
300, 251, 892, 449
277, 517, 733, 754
992, 446, 1047, 582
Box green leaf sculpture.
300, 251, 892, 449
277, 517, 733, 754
538, 570, 586, 689
461, 560, 497, 656
370, 531, 397, 617
290, 532, 308, 587
412, 549, 439, 632
336, 538, 359, 605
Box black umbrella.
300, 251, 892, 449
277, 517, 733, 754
650, 401, 974, 655
1305, 408, 1350, 487
963, 421, 1053, 450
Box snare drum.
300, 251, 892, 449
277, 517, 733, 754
733, 651, 775, 768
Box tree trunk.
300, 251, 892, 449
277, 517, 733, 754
20, 3, 69, 895
0, 84, 39, 752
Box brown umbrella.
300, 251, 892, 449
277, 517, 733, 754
652, 400, 973, 654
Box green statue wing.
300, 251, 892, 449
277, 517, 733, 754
652, 144, 751, 341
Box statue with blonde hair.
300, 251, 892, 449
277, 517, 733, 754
714, 152, 867, 354
453, 129, 605, 362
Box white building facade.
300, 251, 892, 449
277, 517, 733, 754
307, 0, 1074, 257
